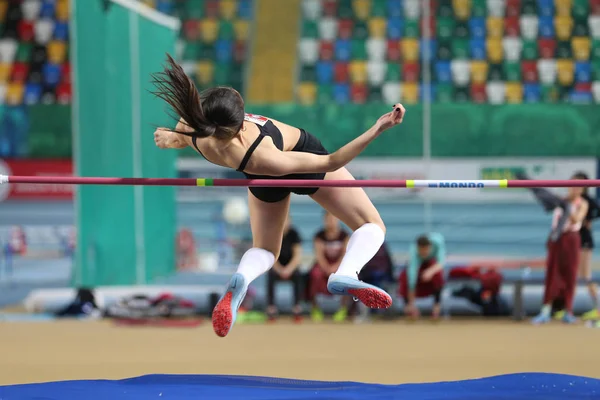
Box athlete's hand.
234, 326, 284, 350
375, 103, 405, 133
154, 127, 173, 149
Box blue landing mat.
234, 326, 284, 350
0, 373, 599, 400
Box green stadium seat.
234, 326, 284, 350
15, 42, 31, 63
385, 62, 401, 80
488, 63, 504, 80
353, 21, 369, 40
504, 61, 522, 81
371, 0, 387, 17
556, 40, 572, 58
403, 19, 420, 38
219, 20, 235, 40
573, 19, 589, 37
592, 39, 600, 60
184, 42, 201, 60
454, 20, 470, 38
453, 85, 469, 102
437, 40, 452, 60
436, 83, 453, 102
452, 38, 469, 58
300, 65, 317, 82
591, 61, 600, 80
317, 84, 334, 104
437, 17, 455, 39
541, 83, 560, 102
351, 39, 368, 60
368, 85, 383, 101
200, 43, 216, 60
522, 39, 539, 60
472, 0, 487, 17
185, 0, 205, 19
521, 0, 538, 15
214, 62, 232, 85
438, 0, 453, 18
302, 20, 319, 39
338, 0, 354, 18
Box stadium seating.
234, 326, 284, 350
0, 0, 253, 105
296, 0, 600, 104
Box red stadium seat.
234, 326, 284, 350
11, 62, 28, 82
18, 20, 34, 42
423, 0, 437, 15
521, 61, 538, 82
505, 17, 520, 36
403, 62, 420, 82
575, 82, 592, 92
56, 82, 71, 104
338, 19, 354, 40
506, 0, 521, 17
61, 62, 70, 83
233, 41, 247, 63
471, 83, 487, 103
334, 62, 349, 83
205, 0, 219, 18
183, 20, 200, 41
387, 39, 401, 61
323, 0, 338, 17
592, 0, 600, 14
319, 41, 334, 60
538, 38, 556, 58
350, 83, 368, 103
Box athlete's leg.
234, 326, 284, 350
212, 191, 290, 337
580, 248, 599, 319
310, 167, 392, 309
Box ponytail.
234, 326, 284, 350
151, 53, 215, 138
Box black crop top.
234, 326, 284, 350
191, 113, 283, 172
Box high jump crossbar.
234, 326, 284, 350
1, 175, 598, 188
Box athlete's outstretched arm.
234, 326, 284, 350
153, 119, 191, 149
247, 104, 405, 177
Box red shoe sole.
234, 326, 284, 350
348, 288, 392, 309
212, 292, 233, 337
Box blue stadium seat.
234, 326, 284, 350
335, 39, 352, 61
537, 0, 554, 17
53, 21, 68, 41
470, 38, 486, 60
333, 83, 350, 103
575, 62, 591, 82
24, 82, 42, 104
387, 18, 403, 39
238, 0, 254, 19
387, 0, 403, 17
469, 17, 486, 39
570, 91, 593, 103
420, 39, 437, 61
215, 39, 233, 62
523, 83, 541, 102
42, 62, 61, 86
156, 0, 173, 15
435, 61, 452, 83
539, 16, 554, 39
39, 0, 55, 18
316, 61, 334, 84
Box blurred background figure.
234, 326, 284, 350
306, 211, 349, 323
176, 228, 198, 270
400, 233, 446, 320
266, 214, 303, 322
532, 174, 589, 325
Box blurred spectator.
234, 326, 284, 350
176, 228, 198, 270
306, 211, 350, 322
9, 225, 27, 255
532, 174, 589, 325
266, 214, 303, 322
400, 233, 446, 320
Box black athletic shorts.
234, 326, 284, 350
580, 226, 594, 249
245, 129, 328, 203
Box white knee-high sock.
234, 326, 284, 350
334, 223, 385, 278
235, 248, 275, 287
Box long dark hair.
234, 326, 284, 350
572, 171, 589, 197
151, 54, 245, 140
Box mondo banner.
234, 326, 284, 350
0, 159, 73, 201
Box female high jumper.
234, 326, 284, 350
151, 55, 405, 337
